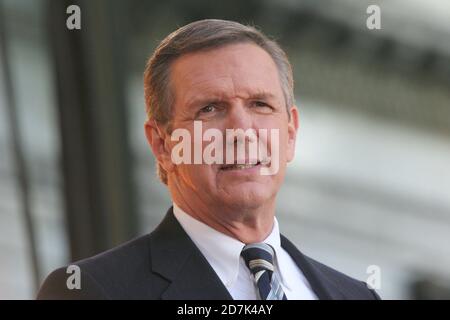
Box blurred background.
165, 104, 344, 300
0, 0, 449, 299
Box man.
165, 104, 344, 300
37, 19, 380, 300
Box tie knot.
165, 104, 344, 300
241, 243, 275, 274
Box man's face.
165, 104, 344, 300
160, 43, 298, 211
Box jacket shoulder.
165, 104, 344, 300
37, 233, 165, 299
36, 266, 108, 299
305, 255, 381, 300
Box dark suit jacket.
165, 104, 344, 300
37, 207, 381, 300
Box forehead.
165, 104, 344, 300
170, 43, 283, 106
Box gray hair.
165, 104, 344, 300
144, 19, 294, 185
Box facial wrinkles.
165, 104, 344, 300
166, 45, 289, 221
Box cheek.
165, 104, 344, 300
182, 164, 217, 186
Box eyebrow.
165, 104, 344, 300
186, 90, 278, 110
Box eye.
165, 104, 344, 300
252, 101, 273, 111
199, 104, 216, 113
254, 101, 269, 107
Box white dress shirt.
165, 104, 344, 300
173, 203, 317, 300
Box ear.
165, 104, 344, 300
144, 119, 175, 173
286, 105, 299, 163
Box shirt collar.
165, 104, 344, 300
172, 203, 290, 290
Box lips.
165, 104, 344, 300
219, 157, 271, 171
220, 161, 262, 171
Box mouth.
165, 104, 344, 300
219, 158, 270, 171
220, 161, 260, 171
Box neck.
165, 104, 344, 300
169, 181, 276, 244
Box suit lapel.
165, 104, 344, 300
280, 235, 345, 300
150, 206, 346, 300
150, 207, 232, 300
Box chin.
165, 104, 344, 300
220, 185, 275, 210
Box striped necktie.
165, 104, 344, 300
241, 243, 287, 300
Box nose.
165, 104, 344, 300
223, 101, 258, 155
224, 100, 253, 131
